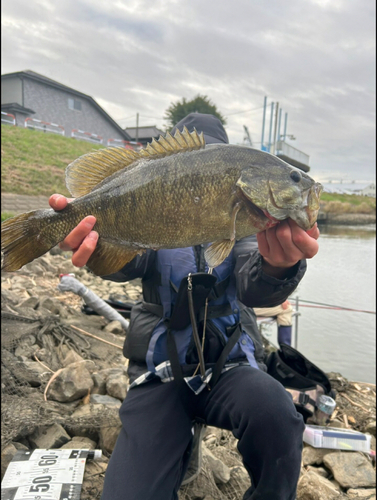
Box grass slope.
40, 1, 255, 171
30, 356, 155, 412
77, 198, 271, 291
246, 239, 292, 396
1, 125, 103, 196
1, 124, 375, 214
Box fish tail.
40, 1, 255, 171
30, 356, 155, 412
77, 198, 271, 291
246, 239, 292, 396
1, 209, 66, 272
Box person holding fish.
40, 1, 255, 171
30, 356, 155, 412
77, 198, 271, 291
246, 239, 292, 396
3, 113, 320, 499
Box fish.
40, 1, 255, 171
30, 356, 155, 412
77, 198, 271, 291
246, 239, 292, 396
1, 127, 322, 275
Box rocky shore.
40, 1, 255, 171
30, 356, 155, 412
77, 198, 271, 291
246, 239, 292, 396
1, 251, 376, 499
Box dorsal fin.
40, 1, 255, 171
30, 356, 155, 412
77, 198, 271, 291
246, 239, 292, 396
65, 127, 205, 197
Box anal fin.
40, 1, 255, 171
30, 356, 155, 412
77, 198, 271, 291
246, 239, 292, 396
204, 239, 235, 269
86, 239, 143, 276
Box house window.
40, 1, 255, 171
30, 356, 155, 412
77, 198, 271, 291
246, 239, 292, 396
68, 98, 82, 111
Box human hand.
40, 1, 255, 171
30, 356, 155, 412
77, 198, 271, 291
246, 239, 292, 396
257, 219, 319, 278
49, 194, 98, 267
281, 300, 290, 310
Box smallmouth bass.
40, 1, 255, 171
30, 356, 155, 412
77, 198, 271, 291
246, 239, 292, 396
1, 127, 322, 275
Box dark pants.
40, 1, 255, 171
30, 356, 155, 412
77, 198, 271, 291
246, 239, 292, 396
101, 366, 305, 500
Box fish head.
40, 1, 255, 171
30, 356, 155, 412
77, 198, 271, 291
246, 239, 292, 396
236, 155, 322, 230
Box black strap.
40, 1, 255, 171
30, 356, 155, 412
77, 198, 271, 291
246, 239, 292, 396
209, 323, 243, 389
142, 302, 164, 317
208, 275, 231, 301
198, 303, 234, 322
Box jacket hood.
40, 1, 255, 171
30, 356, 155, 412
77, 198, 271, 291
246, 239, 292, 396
171, 113, 229, 145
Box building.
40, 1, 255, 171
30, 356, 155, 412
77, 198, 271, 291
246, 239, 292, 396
1, 70, 132, 146
322, 182, 376, 197
125, 125, 165, 147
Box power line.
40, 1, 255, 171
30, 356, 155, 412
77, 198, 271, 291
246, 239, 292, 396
225, 105, 264, 117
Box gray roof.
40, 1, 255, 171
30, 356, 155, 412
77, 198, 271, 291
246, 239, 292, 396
1, 70, 131, 140
125, 125, 165, 140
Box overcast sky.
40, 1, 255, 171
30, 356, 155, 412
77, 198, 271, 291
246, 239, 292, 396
1, 0, 375, 182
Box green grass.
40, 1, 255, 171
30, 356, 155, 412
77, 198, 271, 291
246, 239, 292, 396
1, 124, 375, 215
1, 211, 15, 222
1, 125, 103, 196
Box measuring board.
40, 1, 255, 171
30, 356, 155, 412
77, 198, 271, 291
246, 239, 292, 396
1, 448, 102, 500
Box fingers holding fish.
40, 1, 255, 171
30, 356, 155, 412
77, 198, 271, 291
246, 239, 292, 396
70, 229, 99, 268
49, 194, 72, 211
257, 219, 319, 272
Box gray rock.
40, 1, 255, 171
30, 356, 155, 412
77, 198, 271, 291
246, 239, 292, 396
297, 470, 342, 499
347, 489, 376, 499
364, 421, 376, 438
62, 350, 85, 367
106, 375, 128, 401
47, 362, 94, 402
90, 394, 122, 407
99, 423, 122, 453
1, 443, 18, 480
103, 320, 125, 334
306, 465, 330, 478
91, 372, 107, 395
202, 443, 230, 484
60, 436, 97, 450
302, 445, 334, 466
28, 423, 71, 449
323, 452, 376, 489
19, 296, 40, 309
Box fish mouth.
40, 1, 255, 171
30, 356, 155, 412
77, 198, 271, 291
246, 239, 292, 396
265, 182, 322, 230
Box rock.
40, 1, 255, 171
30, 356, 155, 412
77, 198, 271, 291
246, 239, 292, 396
47, 362, 94, 402
60, 436, 97, 450
302, 445, 334, 465
91, 372, 107, 395
323, 452, 376, 489
62, 350, 85, 367
1, 443, 18, 480
106, 374, 128, 401
40, 297, 68, 318
99, 423, 122, 454
202, 443, 231, 484
297, 470, 342, 499
19, 296, 40, 309
81, 457, 109, 500
103, 320, 125, 334
306, 465, 329, 478
28, 423, 71, 449
347, 489, 376, 499
364, 421, 376, 437
90, 394, 122, 407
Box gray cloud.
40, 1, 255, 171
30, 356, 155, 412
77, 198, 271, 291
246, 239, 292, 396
1, 0, 375, 182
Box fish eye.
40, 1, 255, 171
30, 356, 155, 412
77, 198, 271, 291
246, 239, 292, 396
290, 171, 302, 183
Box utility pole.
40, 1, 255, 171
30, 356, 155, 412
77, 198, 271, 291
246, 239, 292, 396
261, 96, 267, 150
135, 113, 139, 143
270, 102, 279, 155
268, 102, 274, 153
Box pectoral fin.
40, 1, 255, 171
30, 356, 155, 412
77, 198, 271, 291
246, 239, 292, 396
86, 239, 143, 276
204, 239, 235, 268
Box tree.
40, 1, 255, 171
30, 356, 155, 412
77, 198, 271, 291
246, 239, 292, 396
164, 95, 226, 129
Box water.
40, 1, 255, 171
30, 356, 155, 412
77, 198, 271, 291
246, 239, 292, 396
263, 224, 376, 383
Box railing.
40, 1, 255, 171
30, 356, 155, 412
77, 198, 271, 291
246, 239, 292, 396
1, 111, 16, 126
257, 296, 375, 350
71, 129, 103, 144
275, 140, 310, 167
107, 138, 143, 151
24, 118, 65, 135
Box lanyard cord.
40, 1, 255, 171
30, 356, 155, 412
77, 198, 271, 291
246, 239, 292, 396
187, 273, 206, 379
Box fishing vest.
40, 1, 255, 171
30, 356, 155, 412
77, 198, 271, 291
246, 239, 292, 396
124, 246, 262, 379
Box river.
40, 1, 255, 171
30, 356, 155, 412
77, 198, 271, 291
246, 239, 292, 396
263, 224, 376, 384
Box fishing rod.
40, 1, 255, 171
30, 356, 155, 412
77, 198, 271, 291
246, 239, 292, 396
290, 298, 375, 315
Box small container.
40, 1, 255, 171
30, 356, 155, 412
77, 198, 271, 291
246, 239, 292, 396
314, 395, 336, 425
304, 425, 371, 452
